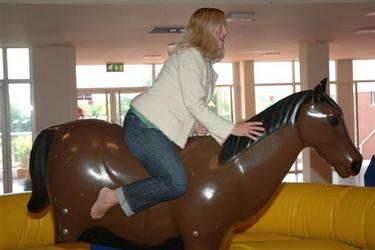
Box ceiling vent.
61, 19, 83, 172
149, 27, 185, 34
226, 12, 255, 22
354, 28, 375, 34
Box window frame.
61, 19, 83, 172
0, 47, 32, 194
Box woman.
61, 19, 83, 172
90, 7, 264, 219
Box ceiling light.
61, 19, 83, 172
240, 49, 279, 55
354, 28, 375, 34
364, 11, 375, 16
226, 12, 255, 22
149, 27, 185, 34
143, 55, 161, 59
262, 52, 280, 57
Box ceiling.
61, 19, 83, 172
0, 0, 374, 64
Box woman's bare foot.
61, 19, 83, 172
90, 187, 119, 219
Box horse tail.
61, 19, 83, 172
27, 128, 54, 213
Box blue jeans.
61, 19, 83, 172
120, 109, 187, 214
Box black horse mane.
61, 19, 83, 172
219, 90, 313, 165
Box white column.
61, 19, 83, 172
232, 62, 241, 123
238, 61, 256, 121
336, 59, 355, 141
299, 42, 332, 183
31, 45, 77, 136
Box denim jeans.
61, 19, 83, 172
119, 109, 188, 215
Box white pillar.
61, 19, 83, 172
237, 61, 256, 121
336, 59, 355, 142
31, 45, 77, 136
299, 42, 332, 183
232, 62, 241, 123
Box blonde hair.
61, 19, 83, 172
175, 8, 226, 62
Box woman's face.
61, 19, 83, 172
214, 24, 228, 50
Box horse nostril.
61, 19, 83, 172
351, 160, 362, 175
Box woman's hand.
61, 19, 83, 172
231, 121, 265, 140
194, 121, 209, 136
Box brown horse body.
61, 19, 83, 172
27, 80, 362, 250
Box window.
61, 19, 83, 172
0, 48, 32, 194
77, 63, 235, 124
117, 92, 142, 124
0, 49, 3, 79
155, 64, 163, 78
76, 64, 152, 89
211, 63, 234, 122
254, 85, 294, 114
254, 61, 293, 84
331, 59, 375, 186
353, 59, 375, 81
7, 48, 30, 79
76, 64, 154, 124
209, 86, 233, 122
77, 93, 110, 121
353, 60, 375, 172
254, 61, 301, 182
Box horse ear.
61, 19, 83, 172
313, 78, 328, 103
320, 78, 328, 93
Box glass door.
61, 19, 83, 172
9, 83, 32, 192
117, 92, 141, 125
77, 92, 110, 121
0, 48, 32, 194
77, 89, 143, 126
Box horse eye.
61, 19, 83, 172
328, 116, 339, 127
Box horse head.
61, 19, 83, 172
298, 78, 362, 177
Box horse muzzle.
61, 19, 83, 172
351, 160, 362, 175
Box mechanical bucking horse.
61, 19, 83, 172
27, 79, 362, 250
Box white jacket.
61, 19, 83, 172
131, 48, 235, 148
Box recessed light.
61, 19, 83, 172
240, 49, 279, 55
364, 11, 375, 16
144, 55, 161, 59
354, 28, 375, 34
262, 52, 280, 57
226, 12, 255, 22
149, 27, 185, 34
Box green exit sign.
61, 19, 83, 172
106, 63, 124, 72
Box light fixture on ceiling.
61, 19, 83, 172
143, 55, 161, 60
364, 11, 375, 16
226, 12, 255, 22
262, 52, 280, 57
354, 28, 375, 34
149, 27, 185, 34
240, 49, 279, 55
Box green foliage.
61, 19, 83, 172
11, 135, 32, 166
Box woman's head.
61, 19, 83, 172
176, 8, 227, 61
